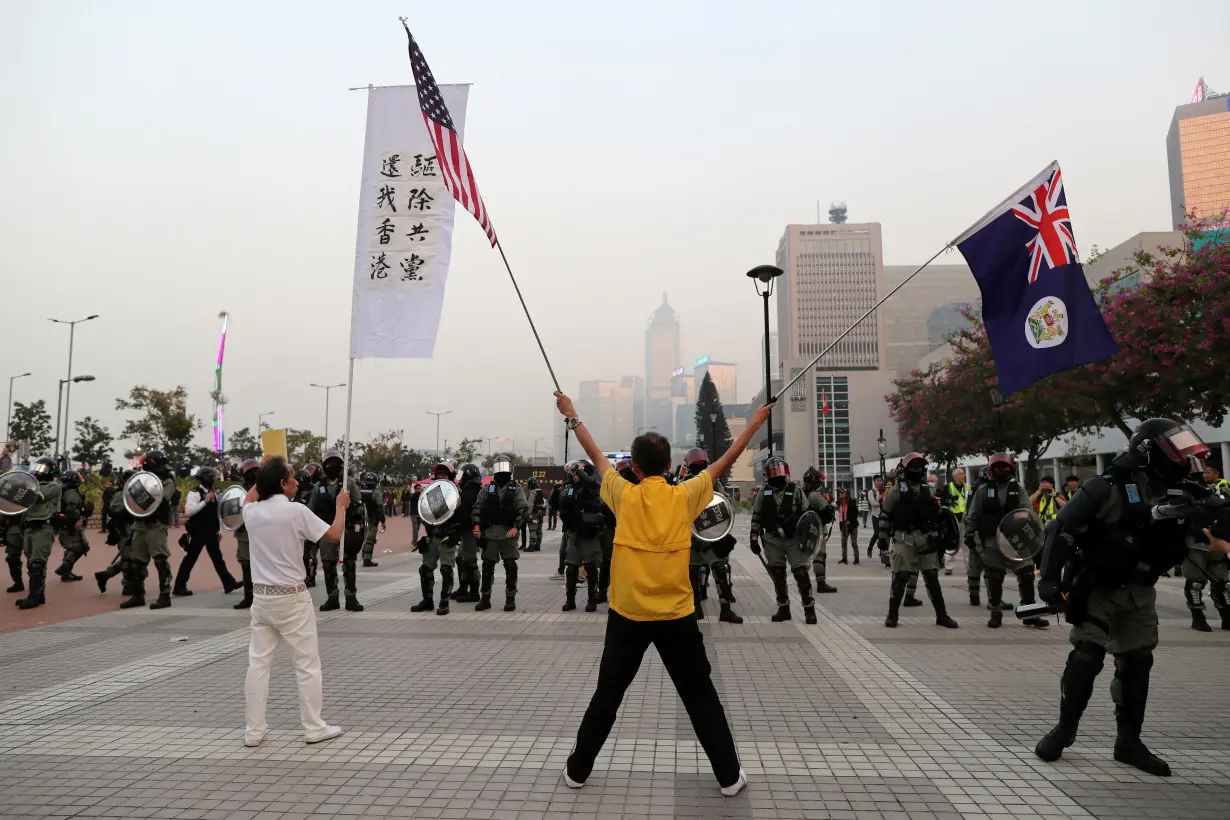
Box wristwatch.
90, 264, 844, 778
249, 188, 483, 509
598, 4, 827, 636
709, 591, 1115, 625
565, 417, 582, 431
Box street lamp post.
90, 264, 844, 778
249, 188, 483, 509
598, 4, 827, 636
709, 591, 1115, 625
877, 428, 887, 479
258, 411, 275, 434
309, 382, 346, 445
530, 437, 545, 464
746, 266, 783, 456
708, 412, 718, 461
50, 314, 99, 456
55, 375, 95, 456
426, 410, 453, 453
6, 372, 31, 444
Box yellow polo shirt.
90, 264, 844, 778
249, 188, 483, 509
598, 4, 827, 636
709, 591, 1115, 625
600, 470, 714, 621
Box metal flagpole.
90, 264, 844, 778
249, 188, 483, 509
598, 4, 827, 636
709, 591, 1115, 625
774, 245, 951, 401
496, 243, 560, 392
341, 359, 356, 488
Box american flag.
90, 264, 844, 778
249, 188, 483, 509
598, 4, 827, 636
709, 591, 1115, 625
402, 22, 498, 247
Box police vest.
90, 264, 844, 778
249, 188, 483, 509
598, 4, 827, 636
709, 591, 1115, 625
481, 483, 520, 528
313, 479, 363, 528
890, 483, 939, 532
976, 481, 1022, 538
186, 487, 221, 538
1081, 474, 1167, 584
946, 482, 967, 515
760, 483, 801, 537
1215, 478, 1230, 500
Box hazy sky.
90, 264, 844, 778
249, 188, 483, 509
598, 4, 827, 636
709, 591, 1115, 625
2, 1, 1225, 458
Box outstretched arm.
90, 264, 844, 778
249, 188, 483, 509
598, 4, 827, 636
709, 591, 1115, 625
707, 403, 776, 482
554, 392, 612, 477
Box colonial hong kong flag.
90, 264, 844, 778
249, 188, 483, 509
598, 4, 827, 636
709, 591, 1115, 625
953, 161, 1118, 395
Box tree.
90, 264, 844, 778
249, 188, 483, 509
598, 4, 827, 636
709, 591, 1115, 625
694, 372, 733, 469
355, 429, 406, 475
114, 385, 200, 463
397, 448, 434, 481
72, 416, 114, 467
9, 400, 53, 455
286, 428, 326, 465
452, 437, 484, 466
481, 451, 529, 472
226, 427, 262, 462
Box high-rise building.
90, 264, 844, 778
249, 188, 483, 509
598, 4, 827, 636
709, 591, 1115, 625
774, 221, 895, 487
881, 264, 980, 377
612, 385, 634, 449
576, 380, 617, 450
619, 375, 645, 436
1167, 91, 1230, 229
645, 293, 682, 437
695, 357, 738, 405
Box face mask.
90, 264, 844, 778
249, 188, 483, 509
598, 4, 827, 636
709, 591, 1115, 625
325, 464, 342, 480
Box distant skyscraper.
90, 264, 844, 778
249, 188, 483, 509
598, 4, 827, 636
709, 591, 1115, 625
695, 359, 738, 405
577, 380, 617, 450
1167, 92, 1230, 228
645, 293, 682, 436
881, 264, 979, 377
619, 375, 645, 437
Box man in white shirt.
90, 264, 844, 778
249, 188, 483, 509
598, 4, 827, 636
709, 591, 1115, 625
864, 477, 883, 560
241, 457, 349, 747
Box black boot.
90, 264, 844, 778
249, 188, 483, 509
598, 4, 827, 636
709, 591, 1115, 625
903, 572, 923, 607
411, 565, 435, 612
343, 560, 364, 612
922, 569, 958, 628
304, 546, 317, 588
120, 563, 147, 609
119, 558, 136, 597
968, 576, 981, 607
712, 561, 743, 623
476, 560, 495, 610
813, 562, 837, 594
1036, 642, 1104, 762
793, 565, 818, 624
689, 565, 704, 620
885, 571, 908, 627
1017, 569, 1050, 628
769, 566, 791, 622
1190, 609, 1212, 632
16, 562, 46, 609
1111, 650, 1170, 776
6, 555, 23, 593
148, 556, 173, 609
56, 551, 84, 582
584, 563, 599, 612
318, 561, 339, 611
562, 565, 578, 611
231, 560, 253, 609
986, 570, 1004, 629
456, 561, 480, 602
363, 557, 379, 568
503, 559, 518, 611
436, 566, 453, 615
1219, 607, 1230, 631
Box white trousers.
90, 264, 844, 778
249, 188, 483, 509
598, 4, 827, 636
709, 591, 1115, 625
245, 590, 328, 740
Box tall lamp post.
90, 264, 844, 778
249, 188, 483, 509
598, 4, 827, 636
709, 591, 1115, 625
309, 382, 346, 445
877, 428, 887, 479
50, 314, 99, 455
55, 375, 95, 456
530, 437, 546, 465
6, 372, 31, 444
258, 411, 276, 434
746, 265, 783, 456
426, 410, 453, 454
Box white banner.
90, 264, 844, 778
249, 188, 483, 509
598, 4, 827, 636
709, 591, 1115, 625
349, 84, 469, 359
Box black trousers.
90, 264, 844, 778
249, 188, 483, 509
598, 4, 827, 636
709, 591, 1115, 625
568, 610, 741, 787
174, 531, 237, 591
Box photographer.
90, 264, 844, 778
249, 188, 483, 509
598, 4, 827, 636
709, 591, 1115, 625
1031, 477, 1059, 523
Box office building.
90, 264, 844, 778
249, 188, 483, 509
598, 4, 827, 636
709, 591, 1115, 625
645, 293, 682, 437
612, 385, 634, 449
1082, 231, 1184, 294
576, 380, 617, 451
694, 357, 738, 404
774, 221, 895, 487
619, 375, 645, 436
1167, 91, 1230, 229
881, 264, 980, 377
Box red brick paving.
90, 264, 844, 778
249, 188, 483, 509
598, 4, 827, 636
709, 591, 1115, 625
0, 514, 420, 634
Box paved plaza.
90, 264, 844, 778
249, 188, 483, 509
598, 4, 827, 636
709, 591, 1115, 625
1, 515, 1228, 819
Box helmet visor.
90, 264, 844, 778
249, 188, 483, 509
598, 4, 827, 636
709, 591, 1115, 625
1160, 425, 1210, 462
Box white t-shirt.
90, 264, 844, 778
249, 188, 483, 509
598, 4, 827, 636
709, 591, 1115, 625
865, 487, 881, 516
242, 495, 330, 587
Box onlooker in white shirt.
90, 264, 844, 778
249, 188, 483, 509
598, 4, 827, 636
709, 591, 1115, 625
241, 457, 349, 747
864, 477, 884, 559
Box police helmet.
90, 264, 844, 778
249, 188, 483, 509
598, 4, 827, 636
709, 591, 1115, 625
301, 462, 323, 484
491, 454, 514, 477
240, 458, 262, 481
433, 459, 458, 480
527, 476, 538, 490
902, 452, 928, 483
987, 453, 1015, 482
684, 448, 709, 475
60, 470, 83, 490
196, 466, 217, 489
143, 450, 171, 477
764, 456, 790, 487
361, 471, 380, 488
1130, 418, 1210, 485
459, 463, 481, 483
802, 466, 821, 491
31, 456, 60, 481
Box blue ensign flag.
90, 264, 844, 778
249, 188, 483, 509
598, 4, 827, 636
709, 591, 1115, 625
954, 161, 1118, 395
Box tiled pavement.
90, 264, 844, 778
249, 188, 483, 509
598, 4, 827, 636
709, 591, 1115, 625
1, 516, 1228, 819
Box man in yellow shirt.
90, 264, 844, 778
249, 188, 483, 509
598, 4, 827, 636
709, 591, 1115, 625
554, 390, 773, 798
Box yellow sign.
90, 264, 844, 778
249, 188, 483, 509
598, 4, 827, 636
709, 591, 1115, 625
261, 428, 288, 460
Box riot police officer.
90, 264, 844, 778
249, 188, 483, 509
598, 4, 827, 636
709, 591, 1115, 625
121, 451, 180, 610
53, 470, 91, 582
1034, 418, 1207, 777
359, 471, 386, 568
310, 450, 365, 612
472, 454, 527, 612
525, 477, 546, 552
1181, 466, 1230, 632
964, 454, 1048, 629
451, 463, 484, 602
95, 468, 136, 595
559, 460, 604, 613
297, 462, 322, 585
877, 452, 958, 629
684, 449, 743, 623
2, 498, 23, 594
750, 456, 827, 624
15, 457, 62, 609
802, 467, 838, 594
411, 459, 465, 615
230, 458, 262, 610
174, 466, 240, 597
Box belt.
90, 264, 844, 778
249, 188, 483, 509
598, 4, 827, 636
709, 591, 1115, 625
253, 583, 308, 596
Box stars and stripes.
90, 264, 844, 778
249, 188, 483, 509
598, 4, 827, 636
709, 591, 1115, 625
402, 22, 498, 247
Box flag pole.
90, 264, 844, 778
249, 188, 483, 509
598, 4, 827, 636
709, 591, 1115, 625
341, 358, 356, 487
774, 244, 952, 401
496, 242, 560, 392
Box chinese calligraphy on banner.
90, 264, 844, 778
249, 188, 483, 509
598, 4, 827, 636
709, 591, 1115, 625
350, 84, 471, 359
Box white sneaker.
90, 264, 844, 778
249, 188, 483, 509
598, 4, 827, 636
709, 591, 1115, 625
305, 725, 344, 744
549, 572, 565, 580
244, 732, 264, 748
720, 769, 747, 797
562, 767, 584, 789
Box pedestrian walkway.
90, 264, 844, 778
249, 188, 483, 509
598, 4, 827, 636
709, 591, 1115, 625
1, 517, 1227, 819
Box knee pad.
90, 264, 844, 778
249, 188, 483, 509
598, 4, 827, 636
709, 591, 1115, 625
1070, 641, 1107, 672
418, 564, 433, 580
503, 558, 517, 573
153, 555, 171, 571
1114, 647, 1153, 675
921, 568, 940, 583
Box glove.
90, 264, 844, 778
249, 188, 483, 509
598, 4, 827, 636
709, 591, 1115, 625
1038, 577, 1064, 606
749, 534, 761, 555
414, 536, 429, 553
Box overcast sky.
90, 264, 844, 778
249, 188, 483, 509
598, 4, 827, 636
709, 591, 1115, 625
1, 0, 1225, 458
